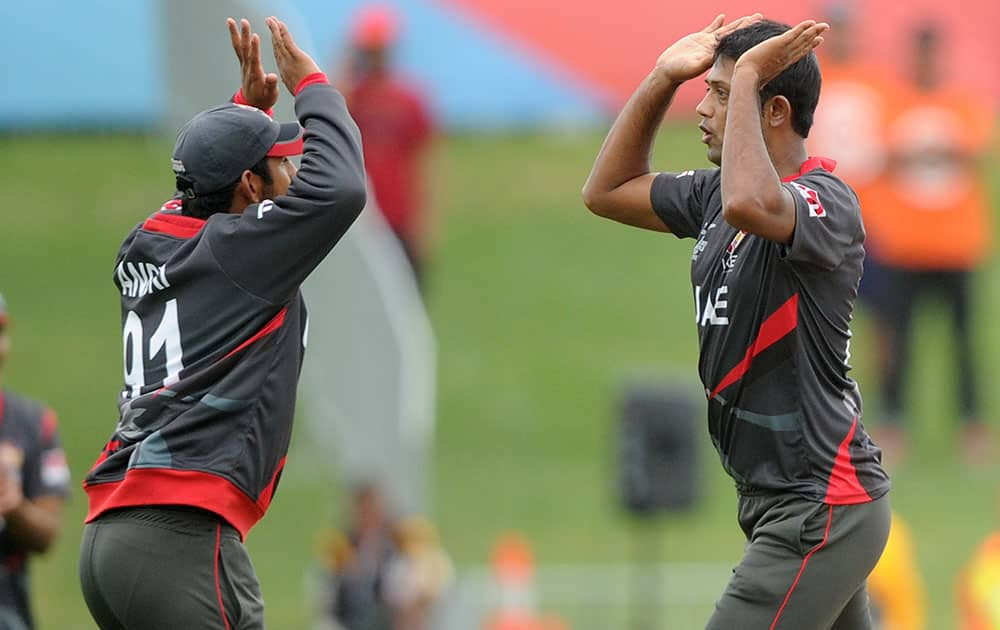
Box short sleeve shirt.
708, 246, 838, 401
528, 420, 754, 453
0, 390, 71, 629
650, 158, 889, 504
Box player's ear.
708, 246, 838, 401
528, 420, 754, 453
237, 169, 264, 204
764, 95, 791, 129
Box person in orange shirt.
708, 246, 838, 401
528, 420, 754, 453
809, 3, 906, 444
862, 23, 995, 466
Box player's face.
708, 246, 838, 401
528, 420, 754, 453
695, 56, 736, 166
263, 156, 297, 199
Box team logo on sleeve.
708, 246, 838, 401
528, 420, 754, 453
790, 182, 826, 218
42, 450, 71, 487
721, 230, 747, 272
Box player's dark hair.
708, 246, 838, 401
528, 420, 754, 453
180, 156, 274, 219
715, 20, 822, 138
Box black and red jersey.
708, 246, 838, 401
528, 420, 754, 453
83, 83, 367, 538
0, 389, 71, 629
651, 158, 890, 504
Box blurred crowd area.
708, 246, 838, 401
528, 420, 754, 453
808, 4, 996, 468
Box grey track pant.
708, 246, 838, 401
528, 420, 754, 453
80, 506, 265, 630
706, 492, 891, 630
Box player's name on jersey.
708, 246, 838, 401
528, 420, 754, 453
115, 261, 171, 298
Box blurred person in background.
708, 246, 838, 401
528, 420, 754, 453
582, 15, 892, 628
79, 17, 367, 629
0, 294, 71, 630
809, 1, 904, 402
337, 4, 435, 290
383, 515, 454, 630
314, 483, 398, 630
861, 23, 995, 467
311, 486, 454, 630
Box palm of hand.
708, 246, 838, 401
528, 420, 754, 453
735, 21, 828, 85
654, 14, 763, 83
243, 64, 280, 110
735, 38, 793, 84
656, 33, 719, 81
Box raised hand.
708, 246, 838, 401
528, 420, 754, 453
733, 20, 829, 85
266, 17, 323, 94
655, 13, 762, 82
228, 18, 280, 111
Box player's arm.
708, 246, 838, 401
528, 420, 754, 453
4, 496, 64, 553
583, 13, 760, 232
210, 18, 367, 304
721, 20, 828, 244
0, 412, 69, 553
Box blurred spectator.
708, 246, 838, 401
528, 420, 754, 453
867, 511, 927, 630
384, 516, 454, 630
311, 483, 453, 630
338, 5, 435, 290
316, 483, 398, 630
0, 294, 71, 630
809, 1, 904, 392
861, 23, 995, 466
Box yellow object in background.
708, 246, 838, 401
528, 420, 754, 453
868, 512, 927, 630
958, 533, 1000, 630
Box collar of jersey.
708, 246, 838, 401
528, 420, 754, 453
782, 156, 837, 182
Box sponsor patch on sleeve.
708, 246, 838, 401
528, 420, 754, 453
41, 450, 71, 488
790, 182, 826, 218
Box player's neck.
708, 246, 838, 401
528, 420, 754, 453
768, 140, 809, 180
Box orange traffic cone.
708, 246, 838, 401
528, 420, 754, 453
483, 534, 570, 630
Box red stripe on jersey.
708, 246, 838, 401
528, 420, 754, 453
83, 468, 270, 540
87, 439, 121, 473
41, 408, 58, 443
143, 212, 206, 239
708, 294, 799, 400
823, 416, 873, 505
255, 456, 287, 513
781, 156, 837, 182
223, 308, 288, 360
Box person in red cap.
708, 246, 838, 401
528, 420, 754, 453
78, 17, 367, 630
0, 294, 72, 630
341, 4, 435, 289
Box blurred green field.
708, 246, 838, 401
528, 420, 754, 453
0, 128, 997, 629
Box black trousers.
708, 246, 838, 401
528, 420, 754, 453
79, 506, 265, 630
879, 268, 978, 423
706, 492, 891, 630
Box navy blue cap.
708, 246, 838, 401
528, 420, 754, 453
171, 104, 303, 199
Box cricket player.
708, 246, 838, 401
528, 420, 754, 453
79, 17, 366, 629
583, 16, 891, 628
0, 295, 71, 630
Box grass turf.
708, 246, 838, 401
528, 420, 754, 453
0, 128, 996, 628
